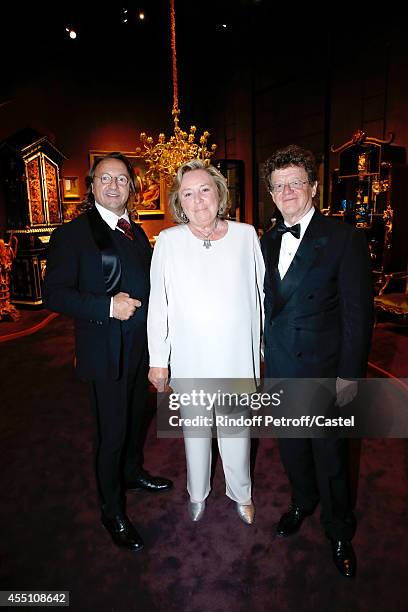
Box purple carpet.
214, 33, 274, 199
1, 315, 407, 611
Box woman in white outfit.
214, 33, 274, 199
148, 160, 264, 524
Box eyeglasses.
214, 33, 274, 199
270, 179, 308, 194
94, 173, 130, 186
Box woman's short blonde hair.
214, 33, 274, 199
168, 159, 230, 224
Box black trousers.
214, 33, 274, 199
89, 329, 149, 517
278, 437, 355, 541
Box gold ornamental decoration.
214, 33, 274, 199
135, 0, 217, 185
0, 234, 20, 322
331, 130, 395, 154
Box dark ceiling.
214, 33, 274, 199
1, 1, 262, 98
1, 1, 405, 108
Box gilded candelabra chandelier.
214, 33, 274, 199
135, 0, 217, 184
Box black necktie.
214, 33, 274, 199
275, 221, 301, 239
116, 218, 134, 241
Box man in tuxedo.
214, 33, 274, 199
261, 145, 373, 577
44, 152, 172, 552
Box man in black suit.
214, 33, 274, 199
44, 152, 172, 552
261, 145, 373, 577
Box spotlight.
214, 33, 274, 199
65, 27, 77, 39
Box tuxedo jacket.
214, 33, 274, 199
261, 210, 374, 379
44, 207, 151, 381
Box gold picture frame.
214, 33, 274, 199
62, 176, 80, 200
89, 151, 165, 217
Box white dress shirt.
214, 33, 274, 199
278, 206, 315, 279
94, 202, 130, 316
95, 202, 130, 231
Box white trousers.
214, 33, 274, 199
183, 430, 252, 503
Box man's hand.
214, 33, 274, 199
148, 367, 169, 392
112, 292, 141, 321
336, 377, 358, 408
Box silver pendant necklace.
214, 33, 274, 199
196, 218, 219, 249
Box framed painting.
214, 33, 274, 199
89, 151, 165, 217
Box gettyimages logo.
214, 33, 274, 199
167, 389, 282, 411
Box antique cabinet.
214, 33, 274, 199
330, 131, 408, 275
0, 129, 66, 305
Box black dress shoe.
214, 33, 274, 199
331, 540, 356, 578
126, 470, 173, 493
101, 514, 144, 552
276, 504, 311, 537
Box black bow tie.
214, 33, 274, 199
275, 221, 301, 239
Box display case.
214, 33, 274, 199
214, 159, 245, 221
330, 130, 408, 275
0, 129, 66, 305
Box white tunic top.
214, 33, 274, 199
147, 221, 265, 381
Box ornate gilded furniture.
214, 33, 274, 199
0, 234, 20, 321
330, 131, 408, 275
374, 268, 408, 323
0, 129, 66, 306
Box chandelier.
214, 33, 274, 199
135, 0, 217, 185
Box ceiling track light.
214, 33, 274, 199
65, 27, 77, 39
121, 7, 129, 24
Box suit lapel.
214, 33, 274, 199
267, 230, 282, 288
86, 206, 122, 296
